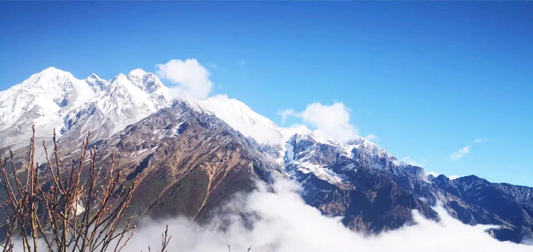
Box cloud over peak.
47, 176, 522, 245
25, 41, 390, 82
277, 109, 295, 126
156, 58, 213, 100
365, 134, 379, 141
279, 102, 358, 143
393, 156, 426, 167
426, 171, 440, 177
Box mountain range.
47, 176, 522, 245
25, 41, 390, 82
0, 67, 531, 244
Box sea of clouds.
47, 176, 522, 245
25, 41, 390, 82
9, 166, 532, 252
121, 178, 531, 252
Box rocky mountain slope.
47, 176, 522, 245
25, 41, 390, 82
63, 101, 281, 224
1, 67, 531, 244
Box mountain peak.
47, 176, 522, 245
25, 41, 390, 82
22, 67, 76, 90
128, 68, 147, 77
40, 66, 65, 74
87, 73, 101, 80
33, 67, 72, 79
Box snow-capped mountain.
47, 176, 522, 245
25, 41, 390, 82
1, 67, 532, 244
1, 67, 91, 149
0, 66, 412, 192
59, 69, 171, 144
197, 94, 284, 145
0, 67, 398, 173
0, 67, 171, 152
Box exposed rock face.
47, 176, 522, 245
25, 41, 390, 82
283, 131, 533, 243
284, 134, 438, 234
427, 175, 533, 243
297, 162, 439, 234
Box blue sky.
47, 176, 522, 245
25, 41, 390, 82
1, 2, 532, 186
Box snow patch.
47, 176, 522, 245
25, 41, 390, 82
292, 161, 346, 184
175, 122, 184, 136
285, 142, 295, 163
197, 94, 283, 145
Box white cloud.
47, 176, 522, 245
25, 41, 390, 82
236, 59, 246, 65
365, 134, 379, 141
450, 138, 492, 161
155, 59, 213, 100
474, 138, 498, 143
426, 171, 440, 177
277, 109, 295, 126
450, 145, 470, 161
449, 175, 460, 180
473, 138, 497, 143
155, 59, 284, 144
281, 102, 358, 143
115, 179, 533, 252
395, 156, 426, 167
208, 63, 218, 69
425, 172, 460, 180
12, 178, 532, 252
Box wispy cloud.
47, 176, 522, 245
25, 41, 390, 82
425, 172, 460, 181
279, 102, 358, 143
277, 109, 295, 126
426, 171, 440, 177
473, 138, 498, 143
393, 156, 426, 167
365, 134, 379, 141
236, 59, 246, 66
450, 145, 470, 161
208, 63, 218, 69
450, 138, 492, 161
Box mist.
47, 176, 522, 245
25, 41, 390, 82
119, 178, 530, 252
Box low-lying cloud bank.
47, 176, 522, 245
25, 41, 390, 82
10, 178, 531, 252
121, 179, 530, 252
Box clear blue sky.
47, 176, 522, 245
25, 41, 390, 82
1, 2, 532, 186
